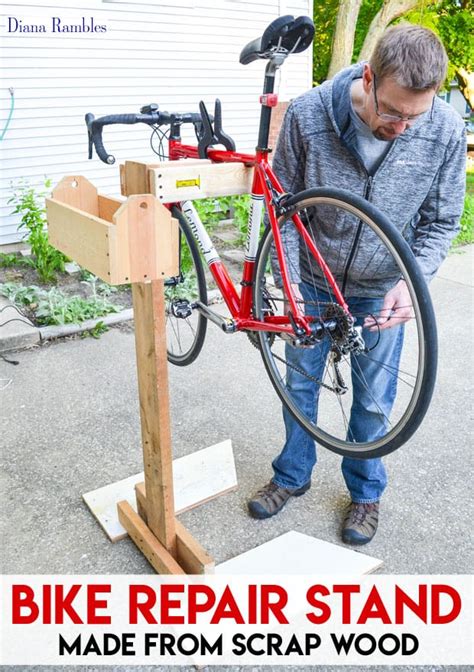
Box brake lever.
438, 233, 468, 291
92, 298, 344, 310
193, 121, 203, 140
85, 113, 94, 159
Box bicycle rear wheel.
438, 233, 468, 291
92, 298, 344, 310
253, 188, 437, 459
165, 206, 207, 366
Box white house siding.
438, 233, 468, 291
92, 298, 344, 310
0, 0, 313, 245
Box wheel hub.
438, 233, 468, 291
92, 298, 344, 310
321, 303, 351, 343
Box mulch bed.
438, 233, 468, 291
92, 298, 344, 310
0, 258, 133, 327
0, 227, 241, 329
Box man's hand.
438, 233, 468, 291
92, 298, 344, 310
364, 279, 414, 332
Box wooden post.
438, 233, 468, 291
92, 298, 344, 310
117, 278, 215, 574
131, 279, 177, 555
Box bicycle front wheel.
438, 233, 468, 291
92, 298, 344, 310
165, 206, 207, 366
253, 188, 437, 459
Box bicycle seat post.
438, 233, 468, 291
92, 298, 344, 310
257, 54, 286, 153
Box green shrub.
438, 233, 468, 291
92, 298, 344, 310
194, 194, 253, 245
0, 252, 34, 269
8, 179, 68, 283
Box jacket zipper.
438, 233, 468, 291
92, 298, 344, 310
341, 174, 373, 294
337, 117, 402, 294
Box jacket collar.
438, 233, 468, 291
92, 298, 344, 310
329, 62, 366, 166
331, 62, 365, 141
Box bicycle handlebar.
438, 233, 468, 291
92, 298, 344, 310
85, 109, 202, 164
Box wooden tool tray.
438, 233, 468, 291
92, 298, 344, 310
46, 176, 178, 285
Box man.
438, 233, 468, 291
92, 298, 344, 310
248, 24, 466, 544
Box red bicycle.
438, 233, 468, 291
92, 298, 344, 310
85, 15, 437, 459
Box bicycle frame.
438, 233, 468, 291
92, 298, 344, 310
168, 139, 348, 337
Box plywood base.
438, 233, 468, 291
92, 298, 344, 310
83, 440, 237, 541
216, 530, 383, 575
84, 442, 382, 577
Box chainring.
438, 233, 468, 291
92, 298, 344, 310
247, 289, 277, 350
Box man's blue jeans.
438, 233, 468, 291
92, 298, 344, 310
272, 282, 404, 503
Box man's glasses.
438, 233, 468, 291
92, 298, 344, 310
372, 74, 434, 124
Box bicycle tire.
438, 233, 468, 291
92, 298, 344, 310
165, 206, 207, 366
253, 188, 437, 459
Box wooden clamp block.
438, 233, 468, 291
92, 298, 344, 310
120, 159, 254, 202
46, 175, 179, 284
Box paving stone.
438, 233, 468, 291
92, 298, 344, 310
221, 249, 246, 264
214, 230, 240, 244
65, 261, 81, 274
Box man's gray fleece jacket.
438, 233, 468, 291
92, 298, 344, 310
272, 63, 466, 296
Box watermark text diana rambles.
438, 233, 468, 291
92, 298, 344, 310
7, 17, 107, 33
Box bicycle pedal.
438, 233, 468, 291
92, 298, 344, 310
171, 299, 193, 319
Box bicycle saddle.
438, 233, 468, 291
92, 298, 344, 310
239, 15, 315, 65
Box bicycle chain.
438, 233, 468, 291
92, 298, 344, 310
271, 349, 337, 393
252, 296, 347, 392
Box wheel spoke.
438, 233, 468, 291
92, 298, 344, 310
165, 207, 208, 366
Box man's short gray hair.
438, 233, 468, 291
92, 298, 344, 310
370, 24, 448, 91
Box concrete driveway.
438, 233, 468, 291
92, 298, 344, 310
1, 247, 472, 672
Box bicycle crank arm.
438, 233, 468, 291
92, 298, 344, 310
194, 301, 237, 333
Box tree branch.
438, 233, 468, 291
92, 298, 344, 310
328, 0, 363, 79
358, 0, 432, 62
456, 67, 474, 108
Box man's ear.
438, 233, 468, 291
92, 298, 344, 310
362, 64, 373, 94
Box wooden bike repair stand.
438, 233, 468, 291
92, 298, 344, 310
46, 175, 213, 575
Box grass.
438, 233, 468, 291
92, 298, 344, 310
466, 170, 474, 196
452, 167, 474, 248
453, 193, 474, 247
